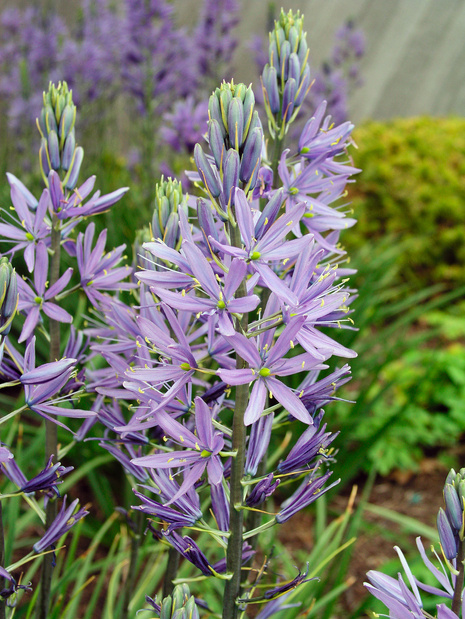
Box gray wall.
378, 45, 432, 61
196, 0, 465, 123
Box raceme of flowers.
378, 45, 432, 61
0, 8, 367, 618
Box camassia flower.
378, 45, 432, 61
208, 189, 309, 305
217, 317, 325, 425
17, 241, 73, 342
33, 496, 89, 553
20, 337, 96, 426
150, 242, 260, 336
76, 222, 134, 307
131, 397, 224, 503
48, 170, 129, 220
0, 184, 51, 272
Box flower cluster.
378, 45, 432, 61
83, 9, 358, 615
0, 6, 360, 617
366, 468, 465, 618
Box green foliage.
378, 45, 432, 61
347, 117, 465, 288
324, 238, 465, 480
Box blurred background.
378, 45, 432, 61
0, 1, 465, 616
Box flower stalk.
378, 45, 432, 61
222, 218, 250, 619
37, 215, 61, 619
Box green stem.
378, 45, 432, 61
36, 217, 61, 619
121, 510, 145, 619
222, 221, 250, 619
452, 539, 465, 615
0, 502, 6, 619
162, 547, 180, 598
270, 133, 285, 184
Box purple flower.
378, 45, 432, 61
33, 496, 89, 553
20, 455, 73, 498
151, 242, 260, 336
0, 446, 13, 463
132, 481, 202, 533
48, 171, 129, 220
17, 241, 73, 342
278, 414, 338, 474
76, 222, 134, 307
131, 397, 224, 503
209, 189, 308, 305
263, 564, 314, 600
218, 317, 322, 425
121, 309, 201, 423
163, 531, 218, 577
0, 184, 51, 272
245, 413, 273, 476
161, 96, 208, 154
20, 337, 96, 426
276, 466, 339, 523
0, 565, 32, 606
245, 473, 280, 507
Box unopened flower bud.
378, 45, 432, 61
158, 584, 200, 619
197, 197, 219, 244
295, 64, 311, 107
64, 146, 84, 191
0, 257, 18, 336
59, 104, 76, 146
223, 149, 240, 206
152, 177, 188, 249
263, 8, 310, 131
47, 130, 60, 170
262, 65, 280, 115
282, 78, 296, 120
61, 131, 76, 171
437, 507, 459, 561
208, 119, 225, 169
39, 138, 51, 182
279, 40, 291, 79
38, 81, 79, 182
240, 126, 263, 187
228, 97, 244, 150
288, 52, 301, 84
194, 144, 222, 198
444, 483, 463, 532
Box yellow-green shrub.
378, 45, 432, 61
346, 117, 465, 287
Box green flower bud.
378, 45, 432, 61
158, 584, 199, 619
152, 177, 188, 249
47, 130, 60, 170
38, 81, 79, 183
208, 81, 256, 153
59, 104, 77, 147
0, 257, 18, 336
63, 145, 84, 190
263, 8, 310, 135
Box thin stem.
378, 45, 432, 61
270, 133, 285, 184
0, 502, 6, 619
36, 216, 61, 619
162, 547, 180, 598
451, 539, 465, 615
121, 510, 145, 619
222, 220, 250, 619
